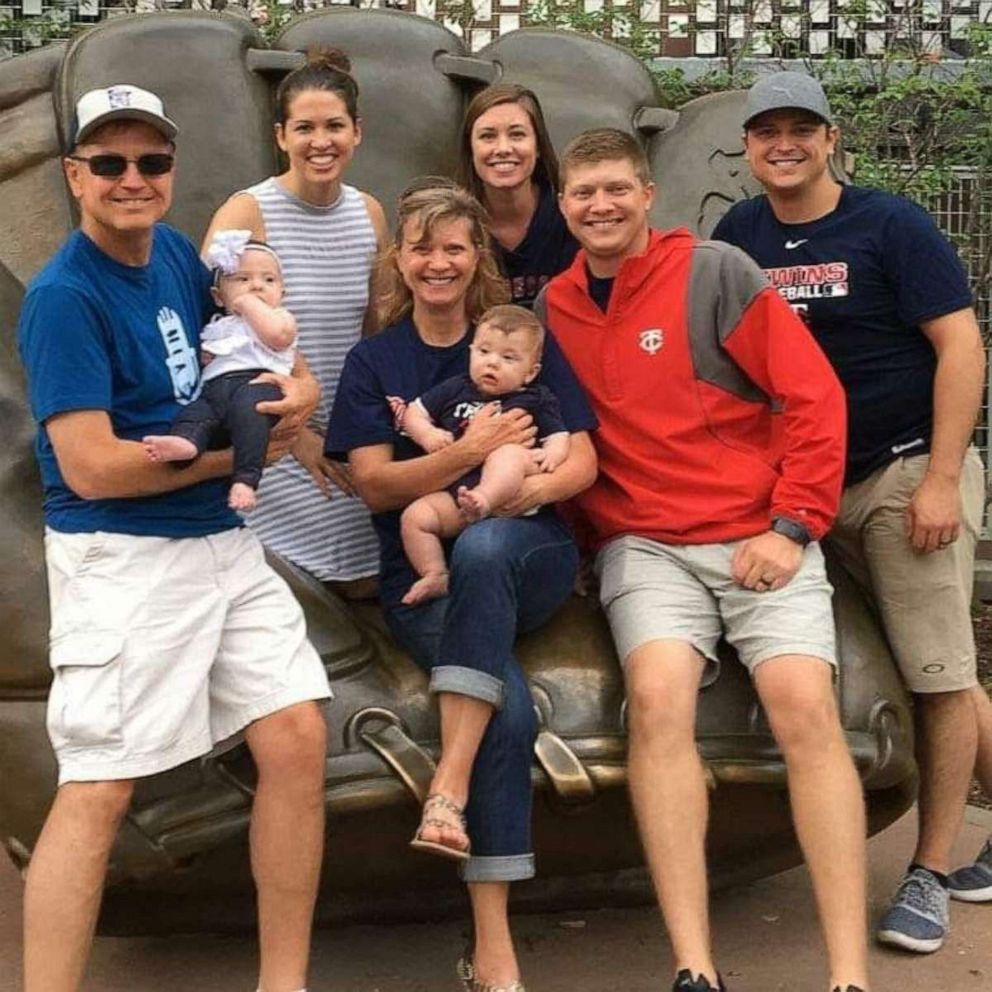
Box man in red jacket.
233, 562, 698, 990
540, 128, 868, 992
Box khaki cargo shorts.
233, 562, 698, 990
827, 449, 984, 693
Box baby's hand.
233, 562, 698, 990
386, 395, 408, 431
423, 427, 455, 452
532, 446, 564, 473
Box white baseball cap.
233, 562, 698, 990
74, 84, 178, 145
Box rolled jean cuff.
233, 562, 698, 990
429, 665, 504, 708
460, 853, 536, 883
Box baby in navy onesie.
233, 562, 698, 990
397, 304, 570, 604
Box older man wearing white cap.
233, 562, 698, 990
714, 70, 992, 954
17, 85, 329, 992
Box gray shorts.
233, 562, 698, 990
44, 527, 331, 784
595, 534, 836, 681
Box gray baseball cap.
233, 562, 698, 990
743, 71, 833, 128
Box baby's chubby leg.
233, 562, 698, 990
401, 491, 467, 605
457, 444, 531, 523
143, 393, 217, 464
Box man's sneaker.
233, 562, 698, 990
672, 969, 726, 992
876, 867, 949, 953
947, 836, 992, 903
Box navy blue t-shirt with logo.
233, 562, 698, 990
420, 374, 566, 441
418, 373, 567, 496
17, 225, 240, 537
713, 185, 972, 484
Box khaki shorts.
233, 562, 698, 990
595, 534, 836, 682
827, 449, 984, 693
45, 527, 331, 784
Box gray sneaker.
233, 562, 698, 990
876, 867, 949, 953
948, 836, 992, 903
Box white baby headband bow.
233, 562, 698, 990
206, 229, 280, 276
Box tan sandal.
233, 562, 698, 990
457, 951, 526, 992
409, 792, 471, 861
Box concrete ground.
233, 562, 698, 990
1, 805, 989, 992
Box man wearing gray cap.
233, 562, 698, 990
17, 84, 330, 991
714, 69, 992, 953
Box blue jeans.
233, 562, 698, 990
384, 513, 579, 882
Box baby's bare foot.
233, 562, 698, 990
228, 482, 257, 512
401, 571, 450, 605
456, 486, 492, 523
142, 435, 198, 462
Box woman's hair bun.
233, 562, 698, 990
306, 46, 352, 75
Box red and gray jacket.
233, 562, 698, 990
540, 227, 846, 548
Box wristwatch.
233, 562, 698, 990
771, 516, 811, 547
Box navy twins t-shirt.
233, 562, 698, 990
494, 181, 579, 309
418, 373, 567, 495
419, 374, 566, 441
713, 184, 972, 484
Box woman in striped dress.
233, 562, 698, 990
202, 49, 386, 593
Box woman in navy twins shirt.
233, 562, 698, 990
327, 183, 596, 992
458, 84, 579, 310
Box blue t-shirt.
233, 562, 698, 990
17, 225, 240, 537
495, 182, 580, 309
713, 185, 973, 484
326, 317, 597, 604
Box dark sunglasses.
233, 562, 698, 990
67, 153, 175, 178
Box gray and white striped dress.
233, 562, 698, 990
242, 177, 379, 581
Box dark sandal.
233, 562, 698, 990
410, 792, 471, 861
457, 950, 526, 992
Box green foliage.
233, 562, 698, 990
249, 0, 297, 42
522, 0, 660, 62
811, 23, 992, 203
0, 0, 79, 51
808, 18, 992, 301
652, 65, 754, 107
